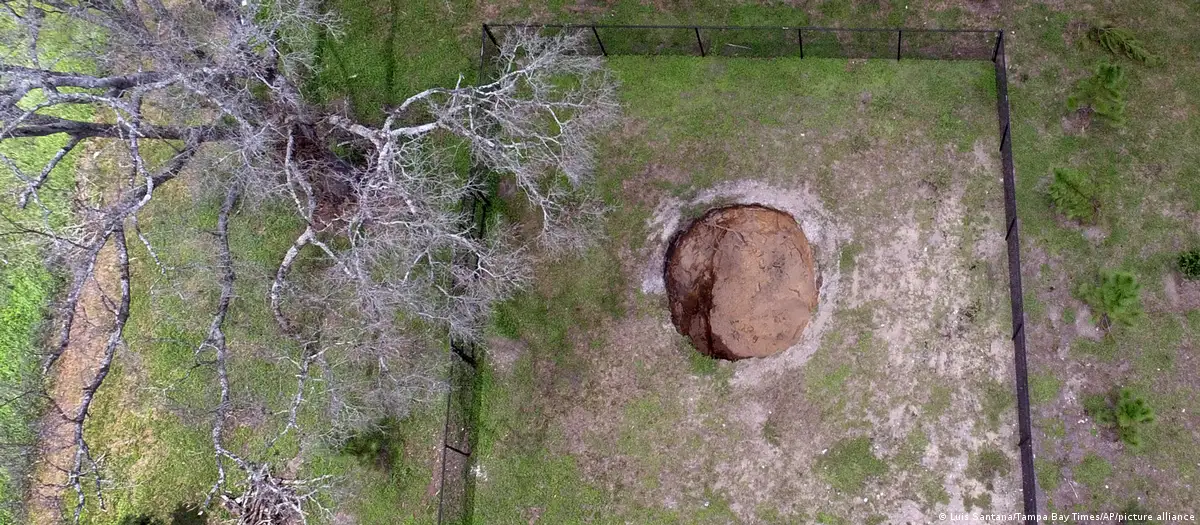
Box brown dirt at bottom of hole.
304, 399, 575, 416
664, 204, 818, 360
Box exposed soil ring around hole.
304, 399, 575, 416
665, 205, 819, 361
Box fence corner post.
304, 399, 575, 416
483, 24, 498, 47
992, 29, 1003, 62
592, 25, 607, 56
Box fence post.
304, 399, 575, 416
477, 26, 488, 83
451, 341, 477, 368
592, 25, 607, 56
896, 28, 902, 61
695, 27, 705, 56
798, 28, 804, 58
992, 30, 1003, 62
483, 23, 498, 47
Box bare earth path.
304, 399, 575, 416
26, 156, 122, 524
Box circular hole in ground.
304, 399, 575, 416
664, 204, 820, 361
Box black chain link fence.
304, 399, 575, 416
436, 24, 1036, 525
992, 31, 1038, 524
482, 24, 1000, 60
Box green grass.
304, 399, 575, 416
605, 56, 993, 196
471, 53, 996, 520
839, 243, 864, 273
808, 362, 854, 399
1074, 453, 1112, 495
0, 10, 95, 519
919, 476, 950, 508
5, 0, 1194, 519
979, 379, 1014, 430
818, 437, 888, 494
1041, 417, 1067, 440
312, 0, 476, 120
474, 235, 744, 522
472, 357, 622, 523
1007, 7, 1200, 509
488, 247, 624, 359
307, 0, 1200, 520
1029, 372, 1063, 405
681, 340, 732, 382
310, 410, 444, 525
1072, 313, 1185, 362
473, 248, 629, 522
816, 511, 849, 525
1062, 306, 1077, 325
66, 163, 444, 523
0, 261, 56, 521
925, 384, 953, 418
968, 447, 1012, 490
1035, 458, 1063, 493
962, 491, 992, 512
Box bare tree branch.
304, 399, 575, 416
66, 226, 129, 524
2, 5, 616, 522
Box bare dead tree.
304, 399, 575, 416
1, 1, 615, 522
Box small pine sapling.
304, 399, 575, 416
1084, 388, 1156, 450
1089, 25, 1159, 65
1178, 249, 1200, 280
1068, 62, 1129, 126
1114, 389, 1156, 450
1048, 168, 1097, 223
1081, 270, 1143, 330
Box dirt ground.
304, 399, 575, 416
478, 59, 1023, 523
26, 146, 123, 525
595, 163, 1015, 522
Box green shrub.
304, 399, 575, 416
1114, 389, 1156, 449
1048, 168, 1097, 223
1080, 270, 1143, 329
1178, 249, 1200, 280
1083, 388, 1156, 450
1068, 62, 1128, 126
1089, 26, 1159, 65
